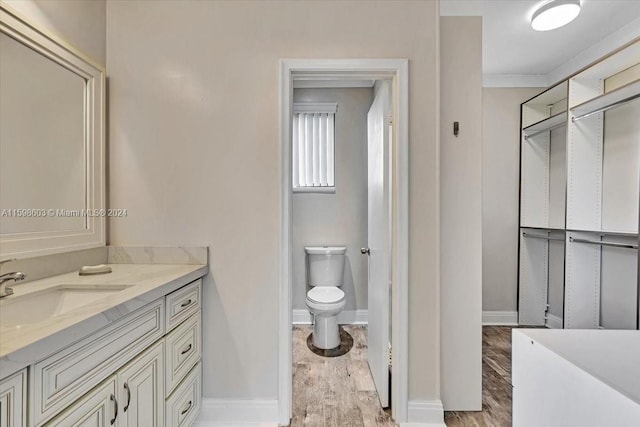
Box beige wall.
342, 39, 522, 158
106, 0, 440, 403
439, 16, 483, 410
292, 88, 372, 312
4, 0, 106, 67
482, 87, 541, 312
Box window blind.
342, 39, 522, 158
292, 103, 337, 189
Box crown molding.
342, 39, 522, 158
483, 74, 549, 88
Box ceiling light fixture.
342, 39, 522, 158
531, 0, 581, 31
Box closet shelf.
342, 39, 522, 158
571, 79, 640, 122
523, 112, 567, 140
520, 226, 566, 232
566, 228, 639, 238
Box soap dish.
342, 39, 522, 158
79, 264, 112, 276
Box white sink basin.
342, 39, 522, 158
0, 284, 133, 327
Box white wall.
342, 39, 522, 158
292, 88, 372, 312
440, 16, 482, 411
4, 0, 106, 67
482, 87, 541, 313
106, 0, 440, 405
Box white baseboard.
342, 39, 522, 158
545, 313, 563, 329
292, 309, 368, 325
482, 311, 518, 326
402, 400, 445, 426
194, 399, 278, 426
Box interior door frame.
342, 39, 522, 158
278, 59, 409, 424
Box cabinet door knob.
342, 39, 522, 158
110, 394, 118, 425
360, 248, 370, 255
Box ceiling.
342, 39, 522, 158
440, 0, 640, 83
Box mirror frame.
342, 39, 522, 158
0, 4, 105, 260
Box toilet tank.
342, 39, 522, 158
305, 246, 346, 287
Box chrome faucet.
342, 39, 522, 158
0, 259, 26, 298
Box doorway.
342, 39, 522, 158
278, 59, 409, 425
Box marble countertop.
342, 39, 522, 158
0, 263, 207, 379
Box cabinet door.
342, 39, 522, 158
46, 376, 117, 427
117, 340, 164, 427
0, 370, 27, 427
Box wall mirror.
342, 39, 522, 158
0, 4, 105, 260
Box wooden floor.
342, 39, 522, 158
445, 326, 513, 426
291, 325, 514, 427
291, 325, 396, 427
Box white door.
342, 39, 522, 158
366, 81, 391, 407
118, 340, 165, 427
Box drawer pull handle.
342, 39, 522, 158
123, 382, 131, 412
110, 394, 118, 425
181, 344, 193, 355
181, 400, 193, 415
180, 299, 193, 308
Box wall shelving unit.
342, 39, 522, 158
518, 39, 640, 330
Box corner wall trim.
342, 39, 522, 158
194, 399, 279, 426
402, 400, 445, 426
292, 309, 368, 325
482, 311, 519, 326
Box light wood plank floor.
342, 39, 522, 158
291, 325, 514, 427
445, 326, 513, 426
291, 325, 396, 427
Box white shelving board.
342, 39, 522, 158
565, 231, 638, 329
519, 228, 566, 326
571, 79, 640, 120
601, 99, 640, 234
522, 82, 568, 128
523, 111, 567, 139
569, 40, 640, 107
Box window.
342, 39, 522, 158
292, 103, 337, 192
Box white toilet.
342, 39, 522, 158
305, 246, 347, 350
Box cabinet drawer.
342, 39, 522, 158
165, 313, 201, 397
166, 279, 201, 333
165, 363, 201, 427
32, 299, 165, 426
0, 369, 27, 427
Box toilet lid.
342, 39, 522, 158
307, 287, 345, 304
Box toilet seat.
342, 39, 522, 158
306, 286, 344, 304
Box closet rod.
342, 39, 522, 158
524, 122, 567, 140
571, 93, 640, 122
569, 237, 638, 249
522, 232, 565, 241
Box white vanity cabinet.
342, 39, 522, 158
164, 280, 202, 426
31, 300, 165, 425
0, 369, 27, 427
46, 342, 167, 427
0, 276, 203, 427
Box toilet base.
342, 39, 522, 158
312, 315, 340, 349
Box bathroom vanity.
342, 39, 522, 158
0, 249, 207, 426
0, 5, 210, 425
